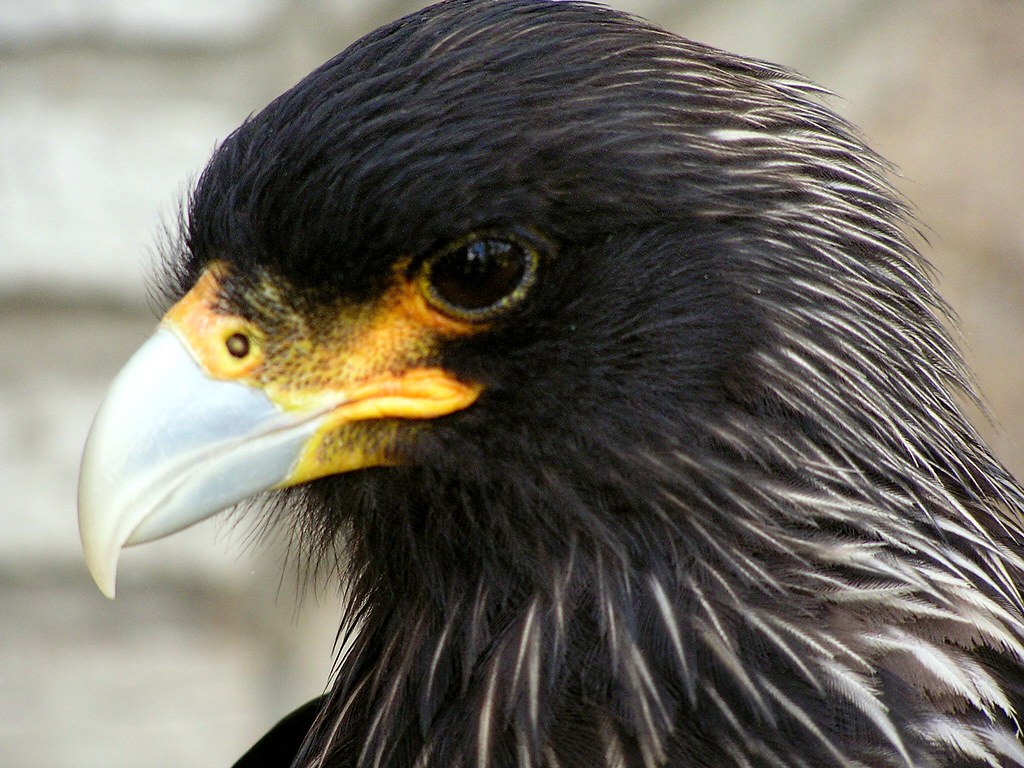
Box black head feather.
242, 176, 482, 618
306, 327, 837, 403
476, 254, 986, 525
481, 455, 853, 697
174, 1, 1024, 767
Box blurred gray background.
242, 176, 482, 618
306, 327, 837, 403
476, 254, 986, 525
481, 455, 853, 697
2, 1, 1022, 766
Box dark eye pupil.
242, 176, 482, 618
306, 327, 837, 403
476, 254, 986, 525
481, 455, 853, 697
430, 239, 528, 311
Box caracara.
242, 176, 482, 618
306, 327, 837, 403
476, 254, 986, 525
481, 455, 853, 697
78, 1, 1024, 766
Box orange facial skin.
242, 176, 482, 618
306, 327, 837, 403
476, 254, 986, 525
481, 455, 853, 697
162, 262, 483, 486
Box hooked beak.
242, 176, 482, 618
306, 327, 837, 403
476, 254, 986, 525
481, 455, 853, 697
78, 266, 481, 597
78, 328, 327, 597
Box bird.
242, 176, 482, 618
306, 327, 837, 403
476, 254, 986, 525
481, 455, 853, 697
77, 1, 1024, 766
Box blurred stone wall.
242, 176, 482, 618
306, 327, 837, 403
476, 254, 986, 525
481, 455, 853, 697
2, 1, 1021, 766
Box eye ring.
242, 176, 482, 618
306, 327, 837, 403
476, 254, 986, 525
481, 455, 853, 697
420, 231, 542, 321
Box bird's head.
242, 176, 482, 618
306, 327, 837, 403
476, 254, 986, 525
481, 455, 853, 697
81, 1, 781, 597
78, 0, 1019, 645
79, 3, 1024, 765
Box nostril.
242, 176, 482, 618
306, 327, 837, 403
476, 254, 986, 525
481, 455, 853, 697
226, 333, 250, 359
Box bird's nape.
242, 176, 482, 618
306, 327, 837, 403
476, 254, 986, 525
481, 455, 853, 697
78, 1, 1024, 767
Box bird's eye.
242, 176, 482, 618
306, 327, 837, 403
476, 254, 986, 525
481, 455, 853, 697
422, 235, 539, 320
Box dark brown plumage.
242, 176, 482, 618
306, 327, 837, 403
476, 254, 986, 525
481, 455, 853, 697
81, 2, 1024, 766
